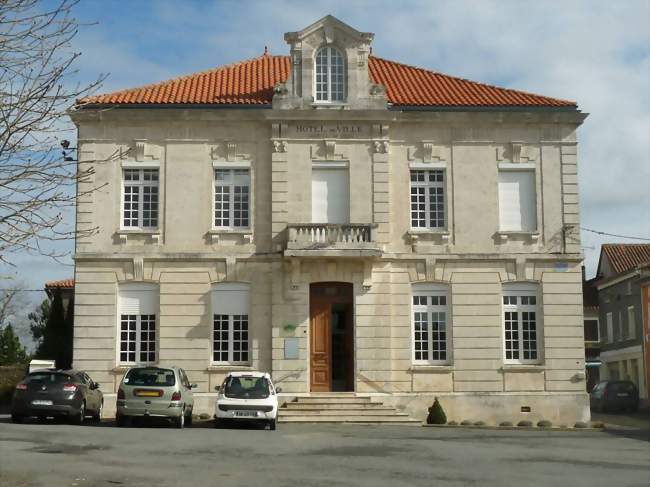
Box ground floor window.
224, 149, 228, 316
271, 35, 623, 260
212, 282, 250, 364
411, 283, 450, 364
503, 283, 540, 364
118, 283, 159, 365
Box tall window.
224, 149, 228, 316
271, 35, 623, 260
412, 283, 449, 364
122, 169, 159, 229
212, 283, 250, 364
606, 312, 613, 343
315, 46, 345, 102
503, 283, 540, 364
214, 169, 250, 229
498, 170, 537, 231
583, 319, 599, 342
118, 283, 158, 364
410, 170, 445, 229
627, 306, 636, 339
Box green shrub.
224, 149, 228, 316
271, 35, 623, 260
573, 421, 588, 429
473, 420, 486, 426
499, 421, 513, 427
460, 420, 474, 426
426, 397, 447, 425
517, 420, 533, 427
537, 420, 552, 428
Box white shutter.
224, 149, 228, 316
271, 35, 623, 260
498, 170, 537, 231
212, 282, 250, 315
118, 283, 159, 314
311, 168, 350, 224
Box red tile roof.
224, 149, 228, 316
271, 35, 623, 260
80, 55, 576, 108
602, 244, 650, 275
45, 279, 75, 289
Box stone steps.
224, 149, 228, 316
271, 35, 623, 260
278, 393, 419, 424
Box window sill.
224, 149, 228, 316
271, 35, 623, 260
408, 365, 453, 372
207, 229, 253, 244
500, 364, 545, 373
408, 230, 450, 243
496, 231, 539, 243
206, 365, 253, 373
310, 102, 348, 109
116, 229, 161, 244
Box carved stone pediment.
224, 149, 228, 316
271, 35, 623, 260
209, 141, 253, 161
407, 141, 446, 163
496, 142, 539, 163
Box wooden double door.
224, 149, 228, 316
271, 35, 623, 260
310, 282, 354, 392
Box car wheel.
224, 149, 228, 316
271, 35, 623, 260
37, 416, 47, 423
71, 402, 85, 425
11, 414, 24, 424
269, 418, 277, 431
116, 414, 129, 427
92, 401, 103, 422
185, 410, 193, 427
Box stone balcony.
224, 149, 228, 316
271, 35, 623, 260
285, 223, 381, 257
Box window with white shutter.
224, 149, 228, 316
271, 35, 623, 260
311, 168, 349, 224
211, 283, 250, 364
118, 283, 159, 364
498, 170, 537, 231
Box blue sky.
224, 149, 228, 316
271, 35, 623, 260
4, 0, 650, 301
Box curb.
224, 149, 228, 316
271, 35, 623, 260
421, 423, 605, 432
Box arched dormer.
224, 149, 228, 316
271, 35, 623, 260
274, 15, 386, 110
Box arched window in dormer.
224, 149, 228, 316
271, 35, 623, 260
314, 46, 345, 102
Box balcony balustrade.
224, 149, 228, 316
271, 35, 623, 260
286, 223, 380, 255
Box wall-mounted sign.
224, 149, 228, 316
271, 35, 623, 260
284, 338, 300, 360
288, 123, 369, 139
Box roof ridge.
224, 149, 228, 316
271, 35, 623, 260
369, 55, 576, 105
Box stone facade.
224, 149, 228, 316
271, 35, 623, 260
70, 16, 589, 423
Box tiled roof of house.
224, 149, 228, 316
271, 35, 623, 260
80, 55, 576, 108
44, 278, 75, 289
601, 244, 650, 275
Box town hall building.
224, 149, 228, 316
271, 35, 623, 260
70, 16, 589, 423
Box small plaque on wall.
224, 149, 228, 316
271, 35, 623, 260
284, 338, 300, 360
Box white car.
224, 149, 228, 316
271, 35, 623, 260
214, 372, 280, 430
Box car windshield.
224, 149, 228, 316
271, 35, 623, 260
224, 376, 270, 399
24, 372, 72, 384
124, 368, 176, 387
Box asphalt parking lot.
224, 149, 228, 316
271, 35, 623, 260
0, 415, 648, 487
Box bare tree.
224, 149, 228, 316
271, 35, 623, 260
0, 0, 110, 266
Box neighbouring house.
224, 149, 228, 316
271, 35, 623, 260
69, 15, 589, 423
45, 279, 75, 313
582, 268, 600, 392
596, 244, 650, 405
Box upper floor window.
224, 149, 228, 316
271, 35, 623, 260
118, 283, 158, 365
498, 170, 537, 232
584, 319, 600, 343
503, 283, 541, 364
410, 170, 445, 229
122, 169, 159, 229
315, 46, 345, 103
412, 283, 450, 364
214, 169, 250, 229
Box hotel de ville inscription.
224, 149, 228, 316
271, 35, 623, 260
288, 123, 370, 139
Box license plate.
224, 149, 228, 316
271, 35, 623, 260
234, 410, 257, 418
135, 389, 162, 397
616, 393, 629, 397
32, 400, 53, 406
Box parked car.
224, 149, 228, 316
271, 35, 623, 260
116, 366, 196, 428
589, 380, 639, 413
214, 372, 280, 430
11, 369, 103, 424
